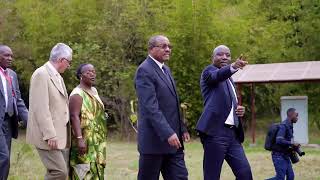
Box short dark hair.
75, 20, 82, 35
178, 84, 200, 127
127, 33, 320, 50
287, 108, 296, 116
148, 35, 167, 50
76, 63, 90, 80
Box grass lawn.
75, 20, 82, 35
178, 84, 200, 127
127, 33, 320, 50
8, 134, 320, 180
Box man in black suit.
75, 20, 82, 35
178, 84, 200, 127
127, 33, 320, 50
134, 35, 190, 180
0, 45, 28, 180
196, 45, 252, 180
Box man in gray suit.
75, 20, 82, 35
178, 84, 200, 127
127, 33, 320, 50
0, 45, 28, 180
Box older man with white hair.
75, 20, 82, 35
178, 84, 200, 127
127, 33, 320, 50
196, 45, 253, 180
27, 43, 72, 180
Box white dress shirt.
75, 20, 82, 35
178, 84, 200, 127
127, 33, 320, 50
225, 66, 238, 125
149, 55, 165, 73
0, 67, 9, 111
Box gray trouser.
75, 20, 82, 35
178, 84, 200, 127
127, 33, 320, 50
37, 148, 70, 180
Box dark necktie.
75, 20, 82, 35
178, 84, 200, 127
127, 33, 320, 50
162, 66, 173, 86
226, 79, 239, 127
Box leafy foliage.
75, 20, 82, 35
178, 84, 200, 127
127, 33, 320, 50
0, 0, 319, 136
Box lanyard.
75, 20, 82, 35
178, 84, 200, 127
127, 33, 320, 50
0, 68, 15, 97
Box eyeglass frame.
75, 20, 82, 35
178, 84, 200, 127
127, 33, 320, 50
152, 44, 173, 50
62, 57, 72, 66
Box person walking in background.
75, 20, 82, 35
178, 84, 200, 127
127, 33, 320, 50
134, 35, 190, 180
26, 43, 72, 180
69, 63, 107, 179
0, 45, 28, 180
196, 45, 252, 180
266, 108, 299, 180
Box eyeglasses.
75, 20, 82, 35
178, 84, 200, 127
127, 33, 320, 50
153, 44, 173, 50
62, 58, 72, 66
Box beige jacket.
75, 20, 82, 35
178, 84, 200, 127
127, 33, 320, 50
26, 62, 71, 150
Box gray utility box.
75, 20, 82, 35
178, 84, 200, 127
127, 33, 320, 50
281, 96, 308, 144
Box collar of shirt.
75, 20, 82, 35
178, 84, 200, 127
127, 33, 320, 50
0, 66, 9, 108
149, 55, 164, 70
47, 61, 62, 79
0, 66, 8, 82
230, 65, 239, 73
283, 118, 293, 128
0, 66, 7, 73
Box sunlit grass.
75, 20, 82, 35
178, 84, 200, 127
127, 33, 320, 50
9, 132, 320, 180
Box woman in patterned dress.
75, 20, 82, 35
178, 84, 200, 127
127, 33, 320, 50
69, 64, 107, 180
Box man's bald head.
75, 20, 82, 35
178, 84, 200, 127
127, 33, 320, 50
212, 45, 230, 57
0, 45, 11, 53
212, 45, 231, 68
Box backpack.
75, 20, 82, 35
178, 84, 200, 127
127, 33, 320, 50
264, 123, 280, 151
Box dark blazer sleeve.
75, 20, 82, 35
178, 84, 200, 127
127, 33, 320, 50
12, 71, 28, 127
276, 124, 292, 146
135, 67, 175, 141
202, 65, 234, 85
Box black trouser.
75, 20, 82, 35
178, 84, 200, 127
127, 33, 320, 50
138, 149, 188, 180
0, 114, 13, 180
199, 128, 253, 180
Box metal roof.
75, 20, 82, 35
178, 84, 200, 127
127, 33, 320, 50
232, 61, 320, 84
280, 96, 308, 100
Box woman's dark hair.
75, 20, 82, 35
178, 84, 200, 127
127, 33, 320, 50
76, 63, 90, 80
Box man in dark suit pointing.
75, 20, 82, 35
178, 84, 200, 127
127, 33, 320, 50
134, 35, 190, 180
196, 45, 252, 180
